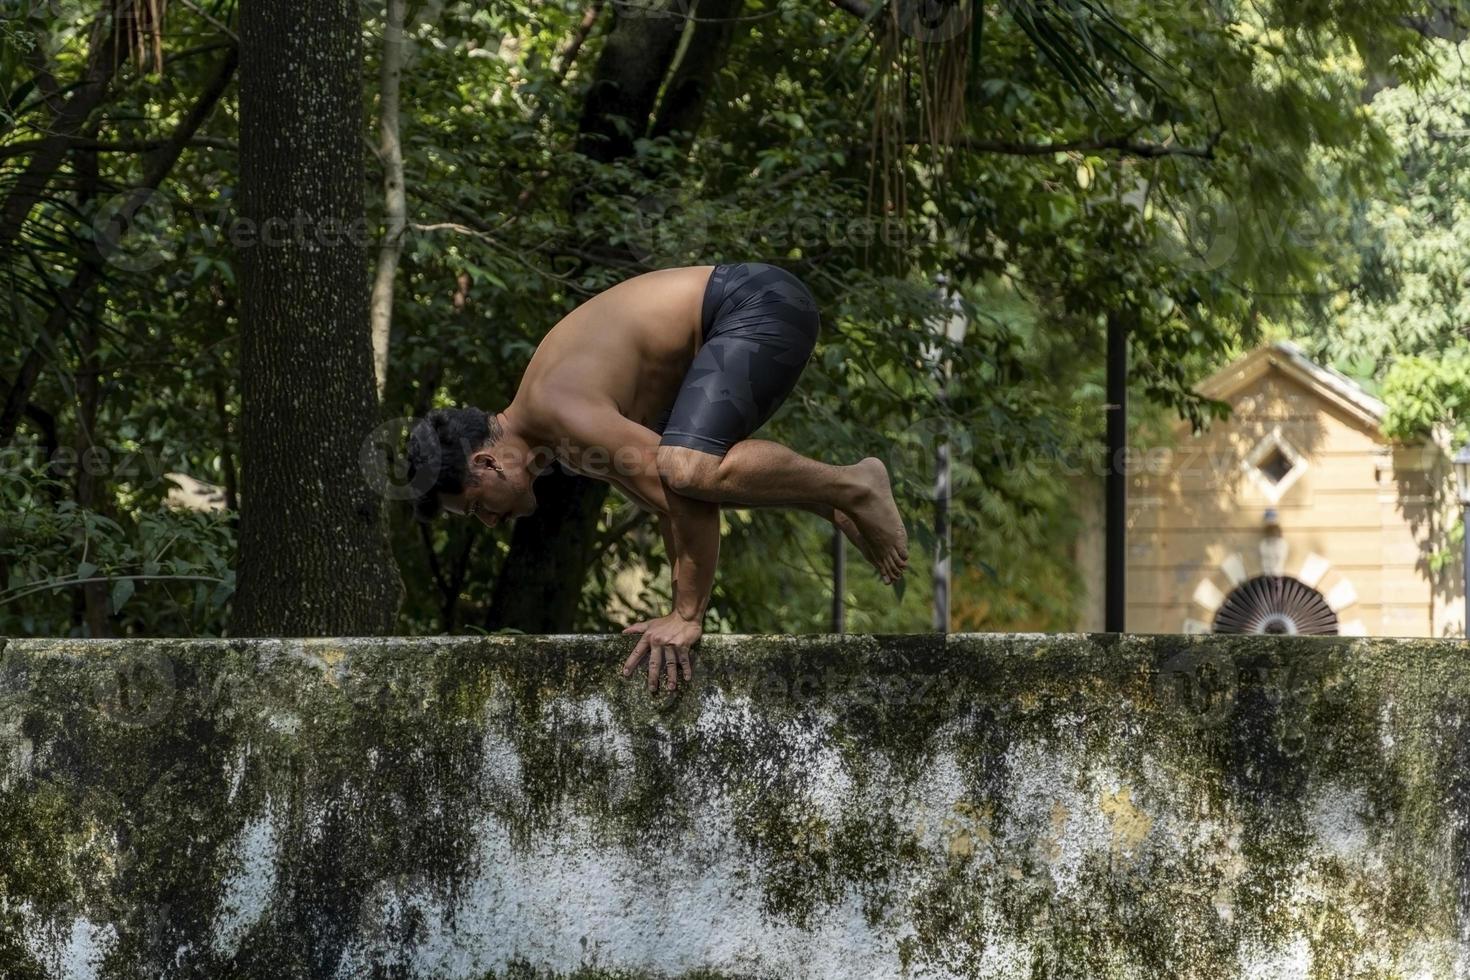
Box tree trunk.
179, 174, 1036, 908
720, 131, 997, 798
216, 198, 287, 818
72, 141, 112, 637
74, 317, 113, 637
369, 0, 408, 398
485, 0, 695, 633
649, 0, 745, 147
486, 464, 610, 631
233, 0, 403, 637
574, 0, 688, 162
0, 349, 47, 448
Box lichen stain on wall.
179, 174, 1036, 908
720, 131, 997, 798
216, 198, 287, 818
210, 798, 281, 961
1099, 786, 1152, 860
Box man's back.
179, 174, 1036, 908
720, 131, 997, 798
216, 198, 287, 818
516, 266, 714, 431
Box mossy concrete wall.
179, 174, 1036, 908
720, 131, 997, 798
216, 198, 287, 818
1, 634, 1467, 979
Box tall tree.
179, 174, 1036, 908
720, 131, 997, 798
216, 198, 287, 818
233, 0, 403, 635
1299, 39, 1470, 572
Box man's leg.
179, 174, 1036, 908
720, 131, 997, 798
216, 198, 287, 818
657, 440, 909, 581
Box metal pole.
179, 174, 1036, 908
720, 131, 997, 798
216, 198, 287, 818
831, 525, 846, 634
934, 436, 951, 633
928, 275, 965, 634
1105, 310, 1128, 633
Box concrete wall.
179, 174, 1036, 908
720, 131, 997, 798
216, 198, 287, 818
2, 634, 1468, 979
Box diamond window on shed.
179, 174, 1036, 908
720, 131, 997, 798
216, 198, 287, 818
1243, 426, 1308, 502
1257, 446, 1294, 484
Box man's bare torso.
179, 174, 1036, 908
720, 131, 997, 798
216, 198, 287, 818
513, 266, 714, 439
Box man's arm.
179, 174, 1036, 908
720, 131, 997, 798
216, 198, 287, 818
627, 493, 716, 691
552, 397, 717, 691
661, 493, 719, 623
656, 515, 687, 620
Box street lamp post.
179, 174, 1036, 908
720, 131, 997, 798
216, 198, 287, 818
1455, 444, 1470, 637
930, 279, 968, 634
1104, 309, 1132, 633
830, 524, 845, 634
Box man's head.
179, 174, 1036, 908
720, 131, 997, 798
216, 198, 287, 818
405, 407, 537, 527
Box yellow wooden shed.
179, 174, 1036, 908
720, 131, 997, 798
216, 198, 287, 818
1076, 341, 1464, 637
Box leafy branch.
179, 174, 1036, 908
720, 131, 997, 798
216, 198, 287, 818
921, 128, 1224, 159
0, 574, 227, 607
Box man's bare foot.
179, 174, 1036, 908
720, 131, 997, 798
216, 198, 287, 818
846, 458, 908, 584
832, 509, 876, 565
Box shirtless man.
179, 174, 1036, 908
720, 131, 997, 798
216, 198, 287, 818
405, 263, 908, 691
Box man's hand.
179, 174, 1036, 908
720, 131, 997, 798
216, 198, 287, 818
622, 613, 702, 692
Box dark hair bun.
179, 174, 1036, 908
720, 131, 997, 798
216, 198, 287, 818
405, 407, 494, 522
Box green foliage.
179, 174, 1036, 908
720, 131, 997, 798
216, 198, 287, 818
1292, 39, 1470, 570
1308, 40, 1470, 376
0, 457, 236, 636
1381, 353, 1470, 444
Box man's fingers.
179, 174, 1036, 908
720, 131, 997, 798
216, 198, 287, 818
623, 621, 650, 635
677, 646, 693, 681
647, 646, 665, 693
623, 634, 651, 677
665, 648, 680, 691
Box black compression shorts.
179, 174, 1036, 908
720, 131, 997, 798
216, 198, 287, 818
654, 263, 821, 457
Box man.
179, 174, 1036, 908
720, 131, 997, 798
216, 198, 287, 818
406, 263, 908, 691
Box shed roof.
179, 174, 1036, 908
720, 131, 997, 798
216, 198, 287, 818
1195, 340, 1386, 431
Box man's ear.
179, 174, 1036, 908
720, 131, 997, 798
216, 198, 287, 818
470, 449, 501, 473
